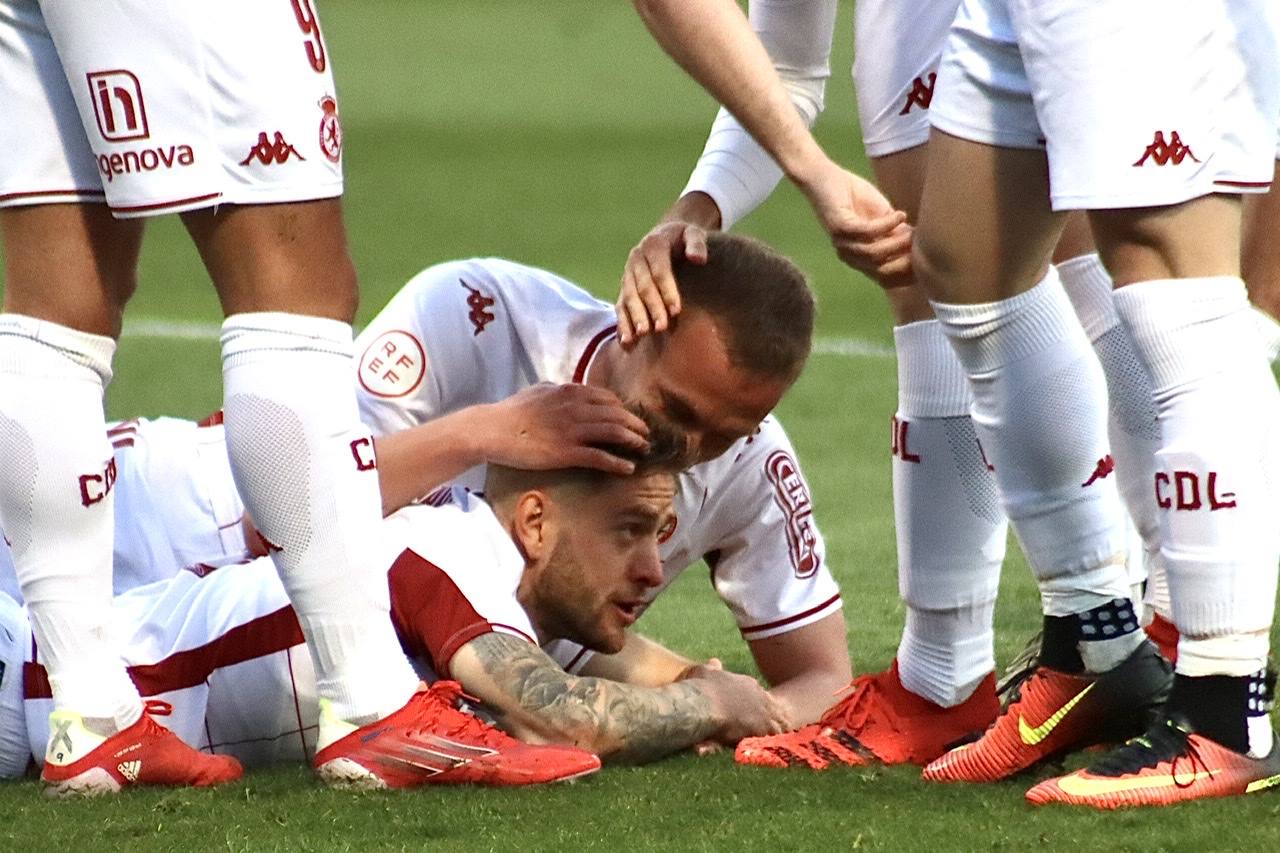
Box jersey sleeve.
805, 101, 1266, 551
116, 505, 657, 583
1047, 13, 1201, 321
697, 418, 842, 641
384, 501, 537, 679
681, 0, 838, 228
352, 260, 528, 436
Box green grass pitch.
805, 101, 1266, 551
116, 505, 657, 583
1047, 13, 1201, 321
2, 2, 1278, 849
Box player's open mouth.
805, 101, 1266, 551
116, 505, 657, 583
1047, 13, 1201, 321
613, 601, 643, 625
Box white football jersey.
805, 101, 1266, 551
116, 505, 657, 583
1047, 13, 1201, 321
353, 259, 842, 659
0, 260, 841, 662
10, 489, 557, 771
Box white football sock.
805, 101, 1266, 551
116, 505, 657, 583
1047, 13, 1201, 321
1252, 305, 1280, 365
932, 269, 1131, 618
891, 320, 1003, 706
897, 603, 997, 708
221, 313, 419, 721
1058, 253, 1163, 620
0, 316, 141, 729
1115, 279, 1280, 678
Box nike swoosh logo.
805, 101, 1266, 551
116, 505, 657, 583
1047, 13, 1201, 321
1058, 768, 1214, 796
1246, 773, 1280, 794
1018, 683, 1095, 745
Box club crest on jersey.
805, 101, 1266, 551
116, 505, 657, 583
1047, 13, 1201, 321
764, 451, 819, 578
461, 280, 496, 335
319, 95, 342, 163
358, 330, 427, 398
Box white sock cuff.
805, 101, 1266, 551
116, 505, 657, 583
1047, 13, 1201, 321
0, 314, 116, 386
1176, 634, 1270, 678
221, 312, 354, 362
1113, 277, 1256, 392
894, 320, 972, 417
1251, 305, 1280, 364
1057, 254, 1119, 343
930, 268, 1079, 374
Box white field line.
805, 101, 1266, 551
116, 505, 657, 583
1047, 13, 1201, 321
122, 317, 896, 360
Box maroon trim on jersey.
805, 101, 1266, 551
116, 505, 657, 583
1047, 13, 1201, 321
285, 645, 313, 760
572, 325, 618, 384
0, 188, 107, 203
562, 646, 591, 673
388, 548, 535, 680
198, 410, 225, 428
737, 593, 842, 638
110, 191, 222, 214
24, 605, 305, 700
108, 421, 139, 449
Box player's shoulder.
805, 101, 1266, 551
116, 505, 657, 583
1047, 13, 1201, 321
386, 489, 514, 567
400, 257, 602, 312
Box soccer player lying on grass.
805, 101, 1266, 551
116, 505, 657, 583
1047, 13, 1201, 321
2, 231, 851, 729
0, 416, 792, 788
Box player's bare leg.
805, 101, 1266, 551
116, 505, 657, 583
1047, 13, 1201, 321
183, 200, 427, 788
1243, 165, 1280, 364
739, 143, 1004, 771
0, 204, 241, 794
1029, 196, 1280, 806
915, 133, 1170, 784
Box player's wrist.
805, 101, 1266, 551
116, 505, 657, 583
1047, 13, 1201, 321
661, 192, 722, 231
786, 146, 839, 202
461, 403, 505, 466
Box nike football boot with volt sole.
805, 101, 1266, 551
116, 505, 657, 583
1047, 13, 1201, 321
924, 641, 1172, 783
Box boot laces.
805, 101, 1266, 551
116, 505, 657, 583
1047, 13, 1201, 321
415, 681, 514, 749
1090, 718, 1206, 786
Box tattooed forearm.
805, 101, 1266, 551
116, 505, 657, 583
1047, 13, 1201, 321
461, 633, 721, 764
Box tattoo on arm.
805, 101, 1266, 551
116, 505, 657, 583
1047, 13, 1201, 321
464, 633, 719, 764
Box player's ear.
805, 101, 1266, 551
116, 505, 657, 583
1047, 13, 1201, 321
511, 489, 551, 560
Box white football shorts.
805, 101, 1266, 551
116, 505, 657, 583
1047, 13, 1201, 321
930, 0, 1280, 210
854, 0, 960, 158
0, 0, 344, 217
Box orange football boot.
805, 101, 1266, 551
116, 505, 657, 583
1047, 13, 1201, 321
41, 711, 243, 797
314, 681, 601, 788
735, 661, 998, 770
1027, 717, 1280, 809
923, 642, 1171, 783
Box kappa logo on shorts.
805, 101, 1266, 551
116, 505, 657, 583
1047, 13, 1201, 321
764, 450, 819, 578
461, 280, 497, 336
319, 96, 343, 163
358, 330, 427, 398
87, 70, 150, 142
240, 132, 306, 167
898, 72, 936, 116
1133, 131, 1201, 167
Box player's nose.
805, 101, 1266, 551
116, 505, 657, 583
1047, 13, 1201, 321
631, 546, 664, 589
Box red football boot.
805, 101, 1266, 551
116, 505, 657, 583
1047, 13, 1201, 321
924, 642, 1171, 783
314, 681, 601, 789
735, 661, 999, 770
1027, 717, 1280, 809
41, 710, 243, 797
